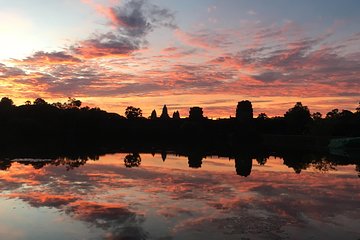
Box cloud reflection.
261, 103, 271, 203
0, 154, 358, 239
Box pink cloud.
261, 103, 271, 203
174, 29, 226, 50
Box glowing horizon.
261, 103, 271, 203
0, 0, 359, 118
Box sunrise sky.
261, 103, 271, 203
0, 0, 359, 117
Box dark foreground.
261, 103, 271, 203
0, 148, 359, 240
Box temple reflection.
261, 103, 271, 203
0, 148, 359, 177
235, 155, 253, 177
161, 151, 167, 162
188, 151, 204, 168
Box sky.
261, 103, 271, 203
0, 0, 359, 117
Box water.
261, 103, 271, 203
0, 152, 359, 240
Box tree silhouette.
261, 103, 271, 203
284, 102, 312, 134
0, 95, 358, 156
52, 98, 82, 109
236, 100, 253, 121
0, 97, 14, 108
339, 110, 354, 119
311, 112, 322, 120
33, 98, 48, 106
160, 105, 170, 119
125, 106, 142, 119
326, 109, 339, 119
189, 107, 204, 120
66, 97, 82, 109
257, 113, 268, 120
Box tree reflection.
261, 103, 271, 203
0, 155, 99, 171
0, 160, 12, 171
282, 151, 311, 174
256, 155, 268, 166
30, 161, 49, 169
124, 153, 142, 168
313, 158, 337, 172
52, 157, 91, 171
0, 147, 359, 177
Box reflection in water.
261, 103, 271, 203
0, 150, 359, 239
235, 155, 252, 177
124, 153, 142, 168
188, 151, 203, 168
1, 149, 359, 176
161, 151, 167, 162
0, 160, 11, 170
66, 201, 147, 240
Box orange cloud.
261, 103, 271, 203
1, 10, 359, 118
81, 0, 127, 27
12, 51, 82, 65
72, 34, 138, 58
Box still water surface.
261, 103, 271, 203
0, 153, 359, 239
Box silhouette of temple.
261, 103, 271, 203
235, 156, 253, 177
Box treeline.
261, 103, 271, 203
118, 100, 360, 137
0, 97, 359, 151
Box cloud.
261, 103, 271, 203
109, 1, 156, 37
0, 63, 25, 77
76, 0, 176, 58
66, 201, 141, 228
207, 6, 217, 13
162, 47, 178, 52
142, 64, 235, 94
9, 193, 79, 208
86, 0, 176, 37
12, 51, 82, 65
211, 33, 360, 93
157, 47, 198, 60
3, 5, 360, 116
253, 71, 284, 83
5, 30, 359, 103
72, 32, 140, 58
247, 10, 257, 16
174, 29, 231, 50
253, 21, 303, 43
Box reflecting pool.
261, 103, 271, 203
0, 152, 359, 239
